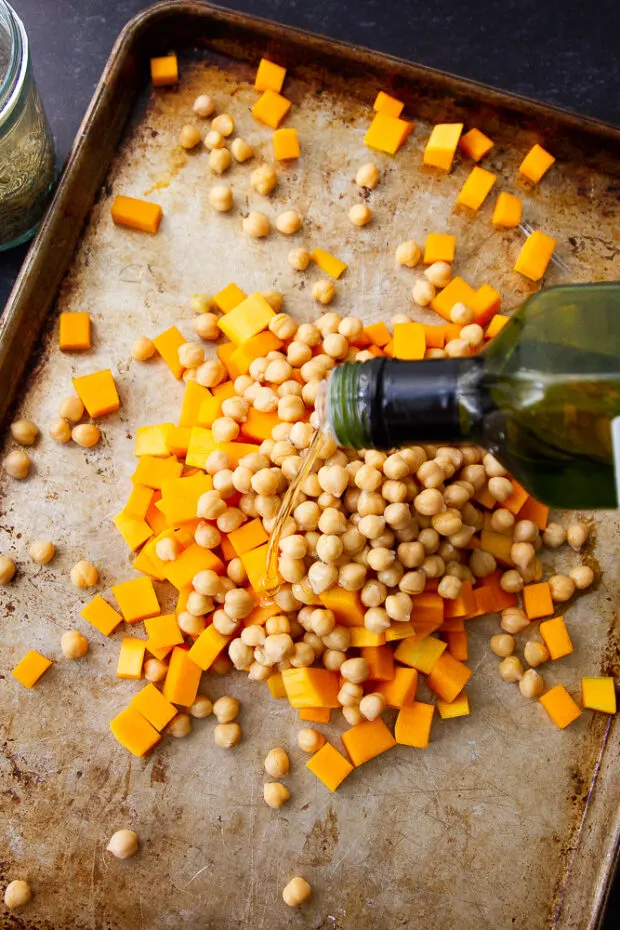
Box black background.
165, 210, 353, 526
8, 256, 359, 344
1, 1, 619, 924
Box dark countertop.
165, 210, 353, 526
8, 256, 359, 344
1, 1, 619, 924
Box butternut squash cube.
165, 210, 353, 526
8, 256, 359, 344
189, 625, 232, 671
81, 595, 123, 636
306, 741, 354, 791
539, 684, 581, 729
375, 666, 418, 708
144, 614, 184, 650
240, 543, 277, 593
361, 645, 395, 681
255, 58, 286, 93
342, 718, 396, 766
12, 650, 52, 688
229, 331, 283, 376
131, 683, 177, 731
282, 668, 340, 708
239, 409, 281, 443
214, 282, 247, 313
112, 576, 160, 624
150, 54, 178, 87
394, 635, 446, 675
318, 587, 364, 627
392, 321, 426, 360
456, 166, 497, 211
539, 615, 573, 660
486, 314, 510, 339
273, 127, 300, 160
348, 628, 386, 648
132, 455, 183, 490
470, 284, 501, 327
514, 230, 557, 282
437, 692, 470, 719
227, 517, 269, 556
179, 381, 211, 428
364, 111, 412, 154
364, 321, 391, 346
218, 293, 275, 345
430, 276, 477, 321
110, 706, 161, 756
519, 143, 555, 184
163, 647, 202, 706
159, 472, 214, 525
72, 369, 120, 418
166, 425, 191, 458
423, 123, 463, 171
153, 326, 185, 379
111, 195, 163, 233
116, 637, 146, 679
426, 653, 472, 703
424, 233, 456, 264
373, 91, 404, 118
252, 89, 291, 129
299, 707, 331, 723
112, 512, 153, 552
134, 423, 173, 457
523, 581, 554, 620
492, 192, 523, 228
581, 677, 616, 714
59, 312, 91, 351
459, 128, 494, 162
163, 542, 225, 590
385, 620, 415, 642
311, 248, 347, 279
267, 672, 286, 699
124, 484, 155, 520
395, 701, 435, 747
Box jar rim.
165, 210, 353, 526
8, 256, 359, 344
0, 0, 28, 127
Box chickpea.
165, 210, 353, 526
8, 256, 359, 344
191, 313, 218, 342
61, 629, 89, 659
228, 638, 253, 671
208, 146, 231, 174
262, 748, 289, 779
424, 261, 452, 288
71, 423, 101, 448
448, 301, 474, 325
355, 464, 382, 492
231, 137, 254, 162
501, 607, 529, 634
312, 279, 335, 305
144, 658, 167, 682
307, 561, 338, 594
337, 563, 365, 592
274, 209, 302, 235
486, 476, 513, 503
262, 290, 285, 311
444, 338, 470, 358
249, 162, 276, 194
500, 569, 524, 593
522, 641, 550, 670
511, 541, 535, 572
278, 395, 305, 422
322, 625, 351, 650
107, 829, 139, 859
363, 606, 389, 633
211, 654, 234, 675
2, 449, 30, 479
398, 570, 425, 595
248, 662, 271, 681
70, 560, 98, 588
209, 183, 233, 211
340, 657, 369, 683
165, 713, 193, 738
3, 879, 32, 909
10, 418, 38, 446
414, 488, 444, 516
460, 323, 484, 347
322, 332, 348, 360
549, 573, 576, 603
49, 418, 72, 443
224, 588, 255, 619
193, 94, 214, 117
263, 781, 290, 809
384, 503, 413, 530
282, 876, 312, 907
196, 358, 226, 388
178, 124, 200, 149
469, 549, 496, 579
489, 508, 514, 533
385, 591, 412, 621
338, 681, 363, 707
154, 535, 179, 561
358, 514, 386, 540
519, 668, 544, 698
356, 162, 379, 189
178, 612, 206, 637
394, 239, 421, 267
214, 722, 241, 748
28, 539, 55, 564
210, 113, 233, 136
490, 633, 515, 657
543, 522, 566, 548
367, 547, 395, 572
570, 565, 594, 590
432, 509, 463, 537
437, 574, 462, 600
499, 655, 524, 682
189, 695, 213, 718
213, 695, 240, 724
411, 278, 435, 307
323, 648, 346, 671
297, 728, 326, 753
243, 210, 270, 238
348, 203, 372, 226
567, 522, 589, 551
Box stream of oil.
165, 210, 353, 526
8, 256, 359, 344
260, 425, 327, 601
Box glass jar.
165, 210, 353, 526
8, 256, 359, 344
0, 0, 55, 250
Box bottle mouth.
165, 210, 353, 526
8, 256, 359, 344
0, 1, 28, 128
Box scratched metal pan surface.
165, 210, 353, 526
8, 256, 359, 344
1, 3, 619, 929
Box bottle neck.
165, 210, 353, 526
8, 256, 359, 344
327, 357, 487, 450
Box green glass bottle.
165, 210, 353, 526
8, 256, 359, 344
326, 283, 620, 509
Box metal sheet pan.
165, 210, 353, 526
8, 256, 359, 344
1, 3, 619, 928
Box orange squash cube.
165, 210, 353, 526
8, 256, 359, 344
273, 127, 300, 160
150, 54, 178, 87
116, 637, 146, 679
111, 195, 163, 233
539, 684, 581, 729
394, 635, 446, 674
459, 128, 494, 162
189, 625, 233, 671
539, 615, 574, 660
144, 614, 184, 650
342, 718, 396, 766
375, 666, 418, 708
72, 369, 120, 418
423, 123, 463, 171
311, 248, 347, 280
112, 576, 160, 624
214, 282, 247, 313
299, 707, 331, 724
306, 742, 354, 791
373, 91, 404, 118
131, 683, 177, 731
267, 672, 286, 699
153, 325, 186, 379
431, 276, 477, 321
110, 706, 161, 757
581, 678, 616, 714
519, 144, 555, 184
318, 587, 364, 627
81, 595, 123, 636
361, 645, 395, 681
514, 230, 557, 282
252, 89, 291, 129
456, 166, 497, 211
486, 314, 510, 340
424, 233, 456, 264
364, 111, 412, 154
395, 701, 435, 747
492, 192, 523, 228
437, 692, 470, 719
282, 668, 340, 708
163, 647, 202, 706
470, 284, 501, 327
426, 653, 472, 703
12, 650, 52, 688
218, 293, 275, 345
523, 582, 554, 620
227, 518, 269, 556
59, 312, 91, 351
255, 58, 286, 93
392, 322, 426, 360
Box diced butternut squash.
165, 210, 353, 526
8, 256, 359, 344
134, 423, 173, 457
273, 127, 300, 160
150, 54, 178, 87
423, 123, 463, 171
443, 582, 476, 618
479, 530, 514, 565
179, 381, 211, 427
373, 91, 404, 118
519, 144, 555, 184
394, 635, 446, 674
225, 518, 268, 557
318, 588, 364, 627
112, 576, 160, 623
523, 582, 554, 620
539, 615, 573, 660
59, 312, 91, 351
426, 653, 472, 703
166, 425, 191, 458
470, 284, 501, 327
445, 630, 468, 661
159, 472, 214, 525
299, 707, 331, 723
110, 706, 161, 757
375, 667, 418, 708
153, 326, 185, 379
459, 128, 494, 162
342, 718, 396, 766
218, 293, 275, 345
188, 625, 232, 671
456, 166, 497, 211
145, 492, 168, 536
217, 342, 241, 379
240, 543, 277, 593
124, 484, 155, 520
423, 324, 446, 348
364, 111, 412, 154
516, 496, 549, 530
514, 230, 557, 282
306, 742, 353, 791
267, 672, 286, 699
116, 637, 146, 679
311, 248, 347, 280
392, 322, 426, 360
364, 321, 391, 346
502, 480, 529, 515
12, 650, 52, 689
214, 282, 247, 313
73, 369, 120, 418
244, 602, 280, 627
349, 628, 386, 647
282, 668, 340, 708
81, 595, 123, 636
144, 614, 184, 650
163, 647, 202, 706
486, 314, 510, 340
255, 58, 286, 93
431, 276, 477, 321
252, 89, 291, 128
229, 332, 283, 376
131, 683, 177, 731
539, 684, 581, 729
437, 692, 470, 719
111, 195, 163, 233
164, 542, 224, 590
492, 192, 523, 228
132, 455, 183, 490
112, 511, 153, 552
385, 621, 416, 642
240, 408, 282, 443
411, 592, 444, 626
395, 702, 435, 747
581, 678, 616, 714
424, 233, 456, 264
